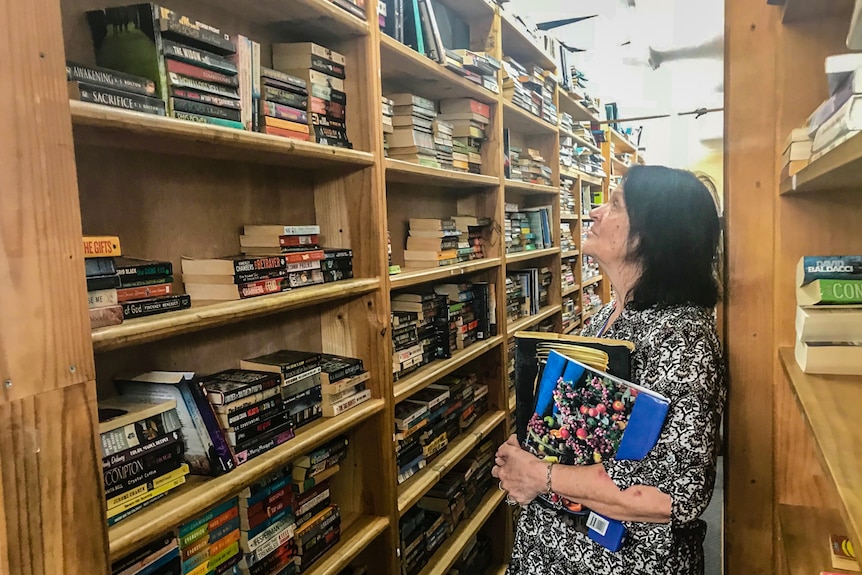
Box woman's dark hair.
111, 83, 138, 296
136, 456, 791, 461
621, 165, 721, 310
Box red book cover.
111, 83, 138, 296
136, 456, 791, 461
279, 234, 319, 247
283, 250, 325, 264
165, 59, 237, 87
116, 283, 172, 303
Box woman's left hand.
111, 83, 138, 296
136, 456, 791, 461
491, 434, 546, 506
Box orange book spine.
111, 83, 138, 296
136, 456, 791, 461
264, 125, 310, 141
82, 236, 121, 258
262, 115, 310, 134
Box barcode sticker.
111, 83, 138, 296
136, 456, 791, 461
587, 512, 609, 536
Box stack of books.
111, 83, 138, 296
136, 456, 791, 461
502, 57, 532, 114
449, 438, 494, 516
781, 127, 813, 179
241, 350, 325, 431
560, 112, 574, 136
433, 118, 455, 170
85, 235, 124, 329
403, 218, 459, 269
582, 186, 602, 217
560, 179, 577, 216
391, 292, 440, 379
560, 134, 575, 170
561, 222, 575, 252
273, 42, 352, 148
259, 67, 311, 141
387, 93, 438, 167
518, 148, 553, 186
434, 283, 483, 351
86, 4, 248, 130
450, 533, 492, 575
322, 248, 355, 283
329, 0, 366, 19
399, 506, 430, 575
236, 466, 298, 575
807, 53, 862, 161
562, 295, 580, 332
200, 368, 296, 466
319, 354, 372, 417
504, 206, 527, 254
382, 96, 395, 156
97, 397, 189, 526
181, 253, 320, 301
794, 255, 862, 375
506, 268, 548, 318
450, 215, 492, 262
439, 98, 490, 174
67, 61, 165, 116
450, 49, 501, 94
178, 498, 242, 574
582, 253, 600, 281
110, 533, 183, 575
582, 281, 603, 319
504, 205, 552, 253
561, 259, 577, 291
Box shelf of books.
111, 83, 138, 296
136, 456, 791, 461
497, 8, 557, 71
397, 410, 506, 514
507, 304, 563, 334
779, 348, 862, 547
562, 284, 580, 298
386, 158, 501, 188
416, 489, 507, 575
502, 100, 558, 135
609, 127, 638, 155
558, 89, 600, 123
560, 165, 603, 187
70, 101, 376, 170
203, 0, 370, 37
504, 179, 558, 195
91, 278, 380, 352
778, 504, 860, 575
505, 247, 561, 265
390, 258, 502, 291
561, 249, 579, 259
582, 275, 603, 289
779, 131, 862, 195
560, 128, 602, 155
302, 513, 390, 575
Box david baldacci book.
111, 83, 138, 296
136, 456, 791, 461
516, 334, 669, 552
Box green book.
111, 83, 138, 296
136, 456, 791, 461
797, 279, 862, 306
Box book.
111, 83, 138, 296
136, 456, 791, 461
83, 236, 121, 258
797, 255, 862, 286
523, 349, 669, 551
200, 369, 282, 405
796, 306, 862, 342
797, 279, 862, 306
829, 533, 858, 571
795, 340, 862, 375
240, 350, 322, 382
66, 60, 156, 97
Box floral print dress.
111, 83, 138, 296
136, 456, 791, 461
507, 302, 727, 575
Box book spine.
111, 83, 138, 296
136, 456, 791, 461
189, 379, 237, 474
116, 260, 172, 278
156, 6, 236, 54
168, 72, 239, 99
171, 87, 241, 109
103, 444, 185, 500
309, 97, 346, 120
233, 424, 295, 467
283, 250, 325, 264
106, 472, 187, 515
106, 461, 188, 509
100, 410, 181, 456
120, 275, 175, 288
262, 116, 310, 134
218, 377, 280, 406
800, 256, 862, 284
116, 283, 172, 303
122, 294, 191, 319
236, 278, 288, 299
310, 83, 347, 105
173, 110, 244, 130
88, 288, 118, 309
261, 100, 308, 123
178, 497, 239, 538
69, 80, 167, 116
103, 429, 182, 471
263, 85, 309, 108
83, 236, 121, 258
224, 396, 283, 427
66, 60, 156, 96
84, 257, 117, 277
230, 411, 292, 446
171, 97, 242, 121
162, 39, 238, 75
261, 67, 308, 91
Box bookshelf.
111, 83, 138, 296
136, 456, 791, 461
0, 0, 617, 572
778, 504, 859, 575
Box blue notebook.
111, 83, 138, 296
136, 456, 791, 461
524, 349, 670, 552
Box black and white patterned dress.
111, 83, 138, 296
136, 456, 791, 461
507, 302, 727, 575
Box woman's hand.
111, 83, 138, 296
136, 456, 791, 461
491, 434, 546, 506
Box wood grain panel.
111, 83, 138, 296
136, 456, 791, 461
0, 383, 108, 575
0, 0, 95, 403
724, 1, 779, 573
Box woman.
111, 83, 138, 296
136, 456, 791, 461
493, 165, 726, 575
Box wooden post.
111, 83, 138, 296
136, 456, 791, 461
0, 0, 109, 574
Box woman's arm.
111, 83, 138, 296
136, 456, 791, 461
492, 434, 671, 523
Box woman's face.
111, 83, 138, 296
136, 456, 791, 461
582, 187, 633, 267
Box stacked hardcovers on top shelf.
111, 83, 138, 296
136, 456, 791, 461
794, 255, 862, 375
403, 217, 491, 270
439, 98, 491, 174
181, 225, 353, 302
390, 282, 497, 381
503, 204, 552, 254
395, 372, 490, 485
273, 42, 353, 148
398, 437, 494, 575
98, 397, 191, 527
85, 236, 189, 329
85, 4, 249, 129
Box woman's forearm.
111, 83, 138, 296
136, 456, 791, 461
548, 462, 672, 524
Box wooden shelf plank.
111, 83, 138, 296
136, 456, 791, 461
505, 247, 561, 265
390, 258, 502, 290
780, 131, 862, 194
781, 0, 853, 23
778, 504, 859, 575
558, 90, 600, 123
394, 336, 505, 402
560, 211, 580, 221
204, 0, 368, 40
559, 128, 601, 154
582, 275, 603, 288
380, 35, 497, 104
609, 128, 637, 154
397, 410, 506, 514
386, 158, 500, 188
779, 348, 862, 549
506, 305, 562, 334
489, 565, 509, 575
498, 11, 557, 70
562, 284, 580, 298
502, 101, 558, 136
108, 399, 386, 561
416, 489, 507, 575
433, 0, 495, 19
561, 249, 579, 259
560, 165, 604, 186
92, 278, 380, 353
581, 307, 601, 324
302, 514, 389, 575
612, 157, 630, 176
563, 321, 580, 335
70, 101, 375, 170
504, 179, 557, 195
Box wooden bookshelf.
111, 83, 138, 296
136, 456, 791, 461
379, 34, 498, 104
498, 9, 557, 70
108, 399, 385, 560
432, 0, 496, 19
502, 101, 558, 135
561, 249, 579, 259
612, 157, 630, 177
416, 489, 507, 575
394, 336, 505, 402
386, 159, 500, 188
206, 0, 370, 38
504, 179, 558, 195
609, 128, 637, 154
779, 349, 862, 548
779, 132, 862, 194
303, 514, 390, 575
778, 504, 859, 575
582, 275, 603, 288
489, 565, 509, 575
560, 128, 602, 155
560, 165, 603, 186
560, 211, 580, 220
91, 279, 380, 353
581, 307, 601, 324
563, 321, 580, 335
71, 101, 375, 171
558, 89, 600, 123
505, 247, 561, 265
507, 304, 563, 334
397, 410, 505, 514
562, 284, 580, 297
390, 259, 502, 290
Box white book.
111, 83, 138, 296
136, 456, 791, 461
825, 53, 862, 95
812, 94, 862, 154
796, 306, 862, 342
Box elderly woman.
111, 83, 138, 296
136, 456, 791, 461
493, 165, 726, 575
